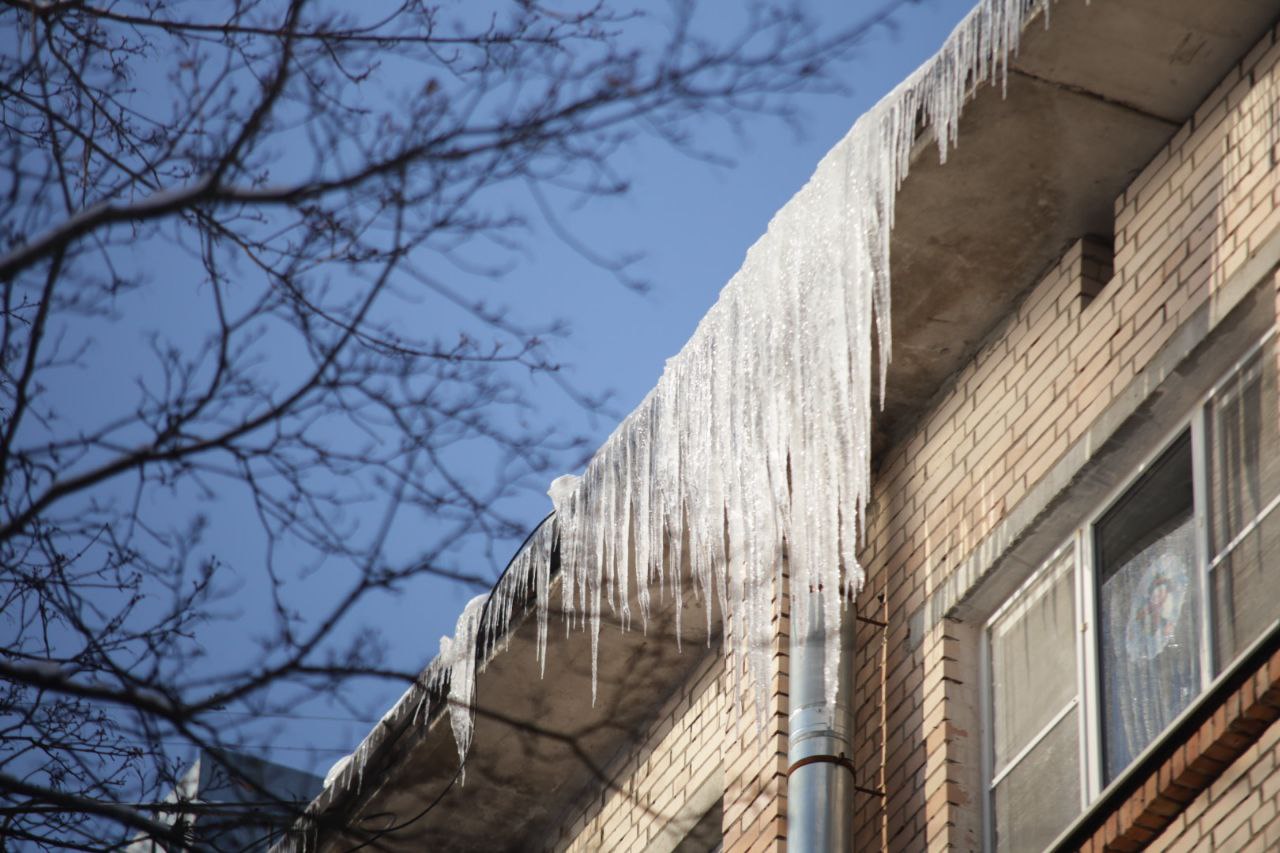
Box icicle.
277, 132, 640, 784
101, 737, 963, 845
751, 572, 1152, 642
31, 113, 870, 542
547, 475, 580, 519
421, 595, 487, 784
318, 0, 1059, 799
519, 0, 1051, 746
323, 754, 352, 789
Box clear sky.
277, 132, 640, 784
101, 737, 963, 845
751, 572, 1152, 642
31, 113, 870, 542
27, 0, 978, 781
238, 0, 981, 777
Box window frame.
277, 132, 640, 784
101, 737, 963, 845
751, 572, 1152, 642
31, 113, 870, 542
1080, 419, 1205, 797
979, 540, 1089, 853
981, 327, 1279, 851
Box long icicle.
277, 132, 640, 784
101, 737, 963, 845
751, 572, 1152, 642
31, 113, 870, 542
316, 0, 1052, 803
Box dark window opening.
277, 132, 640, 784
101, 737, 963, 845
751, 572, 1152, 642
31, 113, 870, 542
1095, 432, 1200, 783
1079, 234, 1115, 309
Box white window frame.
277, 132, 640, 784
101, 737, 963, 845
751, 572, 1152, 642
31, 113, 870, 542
981, 327, 1279, 851
980, 541, 1086, 853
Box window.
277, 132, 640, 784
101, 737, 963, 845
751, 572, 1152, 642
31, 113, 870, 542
982, 330, 1280, 852
1207, 346, 1280, 670
986, 550, 1080, 853
1095, 432, 1199, 782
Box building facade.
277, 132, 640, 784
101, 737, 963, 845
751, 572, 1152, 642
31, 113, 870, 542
293, 1, 1280, 851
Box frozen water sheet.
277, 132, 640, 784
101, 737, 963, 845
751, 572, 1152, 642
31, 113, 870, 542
320, 0, 1054, 799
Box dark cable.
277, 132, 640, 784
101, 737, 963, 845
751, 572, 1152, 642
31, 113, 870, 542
336, 512, 557, 851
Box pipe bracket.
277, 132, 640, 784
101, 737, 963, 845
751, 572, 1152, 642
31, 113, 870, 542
786, 752, 884, 797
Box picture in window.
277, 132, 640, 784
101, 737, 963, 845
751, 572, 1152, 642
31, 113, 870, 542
1094, 433, 1199, 783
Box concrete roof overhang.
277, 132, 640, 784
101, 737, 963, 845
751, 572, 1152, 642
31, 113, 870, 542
876, 0, 1280, 453
298, 2, 1280, 850
302, 561, 722, 852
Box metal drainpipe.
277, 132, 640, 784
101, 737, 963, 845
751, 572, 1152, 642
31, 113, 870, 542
787, 591, 857, 852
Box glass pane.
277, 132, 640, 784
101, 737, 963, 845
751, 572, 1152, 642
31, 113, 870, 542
1096, 434, 1200, 782
992, 707, 1081, 853
1208, 340, 1280, 670
989, 552, 1077, 774
1212, 498, 1280, 668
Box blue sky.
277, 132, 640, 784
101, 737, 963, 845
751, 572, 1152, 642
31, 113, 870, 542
241, 0, 983, 775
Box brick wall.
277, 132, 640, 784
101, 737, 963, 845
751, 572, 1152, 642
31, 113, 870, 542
1146, 716, 1280, 853
559, 572, 791, 853
557, 649, 727, 852
722, 577, 791, 853
855, 20, 1280, 853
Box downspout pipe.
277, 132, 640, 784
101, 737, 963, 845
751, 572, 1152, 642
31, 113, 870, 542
787, 593, 857, 852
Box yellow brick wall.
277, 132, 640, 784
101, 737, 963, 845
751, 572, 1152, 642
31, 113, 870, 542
559, 572, 790, 853
855, 21, 1280, 853
558, 649, 727, 852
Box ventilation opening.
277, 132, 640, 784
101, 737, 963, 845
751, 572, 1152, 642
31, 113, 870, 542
1079, 234, 1115, 309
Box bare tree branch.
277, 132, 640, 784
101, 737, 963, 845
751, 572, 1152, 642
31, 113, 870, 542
0, 0, 915, 847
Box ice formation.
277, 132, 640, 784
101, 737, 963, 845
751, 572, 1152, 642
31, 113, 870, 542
318, 0, 1053, 803
323, 754, 352, 789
